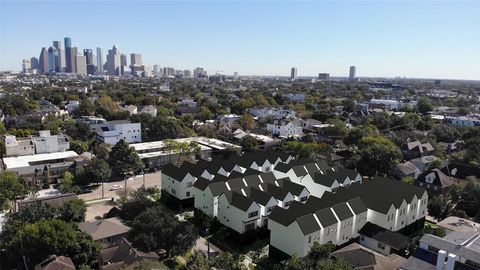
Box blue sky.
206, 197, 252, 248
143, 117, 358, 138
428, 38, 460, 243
1, 0, 479, 80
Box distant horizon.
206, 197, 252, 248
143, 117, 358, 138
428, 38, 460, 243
1, 1, 479, 80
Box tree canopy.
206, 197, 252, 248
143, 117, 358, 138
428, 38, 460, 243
108, 139, 144, 178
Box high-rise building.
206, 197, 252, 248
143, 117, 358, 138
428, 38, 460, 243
291, 67, 297, 81
67, 47, 78, 73
143, 65, 152, 77
30, 57, 39, 70
318, 73, 330, 80
130, 53, 143, 76
53, 41, 64, 72
64, 37, 72, 72
22, 59, 31, 73
96, 47, 104, 74
47, 46, 58, 72
83, 49, 94, 65
38, 47, 49, 73
152, 65, 161, 76
120, 53, 127, 75
75, 55, 87, 75
194, 67, 207, 78
349, 66, 356, 81
106, 45, 121, 76
184, 70, 192, 78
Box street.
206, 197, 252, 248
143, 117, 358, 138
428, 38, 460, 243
79, 171, 161, 201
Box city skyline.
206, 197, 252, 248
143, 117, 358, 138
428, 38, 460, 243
1, 1, 479, 80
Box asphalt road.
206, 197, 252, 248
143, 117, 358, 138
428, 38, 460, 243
79, 171, 161, 201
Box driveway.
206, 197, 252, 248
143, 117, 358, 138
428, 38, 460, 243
79, 171, 161, 201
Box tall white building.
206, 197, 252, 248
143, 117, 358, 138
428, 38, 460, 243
291, 67, 297, 81
75, 55, 87, 75
96, 47, 103, 74
22, 59, 31, 73
106, 45, 121, 76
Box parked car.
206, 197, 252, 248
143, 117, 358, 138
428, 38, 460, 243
110, 185, 123, 191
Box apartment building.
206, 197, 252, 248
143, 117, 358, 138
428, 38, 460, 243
267, 120, 303, 138
4, 130, 70, 157
78, 116, 141, 144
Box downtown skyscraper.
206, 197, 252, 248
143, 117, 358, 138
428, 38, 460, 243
291, 67, 297, 81
96, 47, 104, 74
64, 37, 74, 72
38, 47, 49, 73
106, 45, 121, 76
53, 41, 64, 72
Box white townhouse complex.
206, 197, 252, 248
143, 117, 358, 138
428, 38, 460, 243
160, 151, 428, 258
267, 119, 303, 138
78, 116, 141, 144
268, 177, 428, 259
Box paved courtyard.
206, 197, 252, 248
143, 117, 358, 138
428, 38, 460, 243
79, 171, 161, 201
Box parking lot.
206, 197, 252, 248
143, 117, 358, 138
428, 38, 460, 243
79, 171, 161, 201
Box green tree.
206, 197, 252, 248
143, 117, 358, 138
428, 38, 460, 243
402, 176, 415, 185
353, 136, 402, 176
428, 195, 451, 221
58, 171, 81, 194
76, 99, 96, 116
119, 188, 156, 221
198, 106, 213, 122
240, 136, 258, 152
324, 118, 348, 137
129, 206, 197, 257
109, 139, 144, 178
0, 171, 27, 211
1, 219, 99, 269
212, 251, 246, 270
239, 114, 255, 130
60, 199, 87, 222
417, 97, 434, 115
185, 250, 210, 270
84, 158, 112, 184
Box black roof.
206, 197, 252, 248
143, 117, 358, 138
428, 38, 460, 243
269, 207, 302, 227
297, 214, 321, 235
244, 187, 276, 206
304, 163, 320, 174
347, 197, 368, 214
222, 190, 256, 211
312, 171, 337, 187
192, 177, 210, 191
180, 161, 206, 178
226, 178, 247, 191
288, 201, 316, 216
162, 163, 189, 181
331, 202, 354, 221
359, 222, 410, 250
441, 162, 480, 180
305, 196, 333, 210
208, 181, 228, 196
276, 178, 307, 196
333, 249, 376, 268
315, 208, 338, 228
244, 175, 261, 186
259, 172, 277, 183
273, 162, 292, 173
261, 183, 291, 200
292, 165, 308, 177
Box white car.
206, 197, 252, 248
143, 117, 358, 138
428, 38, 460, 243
110, 185, 123, 191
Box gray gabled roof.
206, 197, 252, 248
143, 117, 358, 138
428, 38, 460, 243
276, 178, 307, 196
222, 190, 256, 212
331, 202, 354, 221
259, 172, 277, 183
297, 214, 321, 235
315, 208, 338, 228
244, 187, 276, 206
244, 174, 261, 186
192, 177, 210, 191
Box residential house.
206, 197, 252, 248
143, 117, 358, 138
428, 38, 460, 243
139, 105, 157, 116
34, 255, 75, 270
267, 120, 303, 138
415, 168, 463, 193
99, 237, 160, 270
79, 217, 131, 248
392, 161, 421, 180
402, 232, 480, 270
402, 141, 435, 159
358, 222, 410, 256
